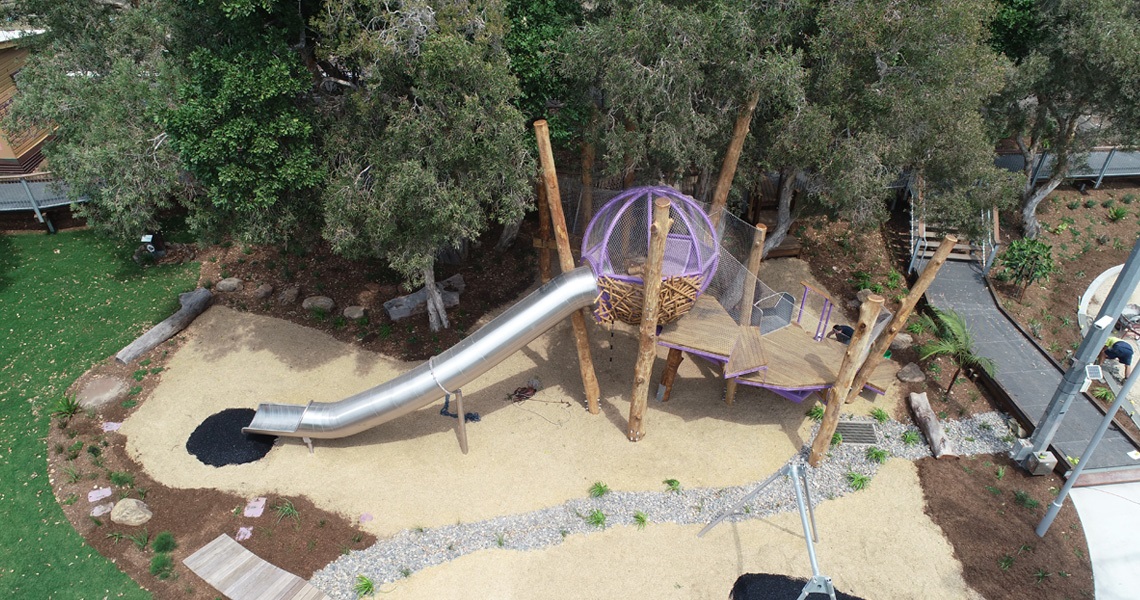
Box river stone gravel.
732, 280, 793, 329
309, 411, 1015, 598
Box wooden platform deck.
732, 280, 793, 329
183, 534, 330, 600
657, 295, 898, 394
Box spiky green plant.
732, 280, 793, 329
846, 471, 870, 491
588, 482, 610, 498
919, 309, 996, 393
870, 407, 890, 423
586, 509, 606, 527
805, 404, 825, 421
663, 479, 681, 493
354, 574, 375, 597
865, 447, 888, 464
633, 511, 648, 530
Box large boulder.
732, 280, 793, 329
253, 284, 274, 300
343, 306, 366, 320
78, 377, 129, 410
890, 332, 914, 351
215, 277, 243, 293
897, 362, 926, 383
302, 296, 336, 313
110, 498, 153, 526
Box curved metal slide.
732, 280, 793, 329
243, 267, 599, 439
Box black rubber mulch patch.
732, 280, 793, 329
731, 573, 867, 600
186, 408, 276, 467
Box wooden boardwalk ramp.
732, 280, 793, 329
183, 534, 330, 600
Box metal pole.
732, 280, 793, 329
1093, 148, 1116, 189
790, 464, 822, 576
1038, 363, 1140, 536
1020, 239, 1140, 461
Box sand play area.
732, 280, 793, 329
116, 281, 985, 598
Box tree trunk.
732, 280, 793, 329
908, 392, 957, 458
710, 90, 761, 227
1021, 176, 1064, 239
115, 288, 212, 364
946, 365, 962, 394
494, 218, 521, 252
762, 167, 797, 257
423, 264, 450, 332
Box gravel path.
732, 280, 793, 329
310, 411, 1015, 598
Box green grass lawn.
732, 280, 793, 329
0, 230, 198, 598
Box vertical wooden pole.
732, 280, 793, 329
844, 236, 958, 403
809, 294, 884, 466
709, 90, 761, 228
628, 197, 672, 441
658, 347, 684, 402
536, 179, 552, 283
992, 208, 1001, 244
725, 223, 767, 405
534, 120, 601, 414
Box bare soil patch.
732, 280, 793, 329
917, 454, 1093, 600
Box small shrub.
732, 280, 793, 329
354, 574, 375, 598
1066, 200, 1080, 210
805, 404, 825, 421
588, 482, 610, 498
152, 531, 177, 553
51, 394, 82, 420
902, 430, 921, 446
586, 509, 606, 527
846, 471, 870, 491
985, 485, 1001, 496
149, 553, 174, 579
1122, 193, 1135, 205
663, 479, 682, 493
333, 316, 348, 329
1034, 569, 1051, 584
870, 407, 890, 423
633, 511, 648, 530
61, 493, 78, 506
865, 447, 888, 464
109, 471, 135, 488
86, 445, 101, 458
999, 554, 1014, 571
1084, 199, 1097, 208
1091, 386, 1116, 402
1013, 490, 1040, 509
127, 529, 149, 551
1102, 198, 1115, 208
1108, 206, 1128, 222
995, 466, 1006, 480
830, 432, 843, 446
274, 498, 300, 524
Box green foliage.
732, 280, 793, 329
149, 553, 174, 579
1107, 206, 1128, 222
845, 471, 870, 491
995, 466, 1006, 480
998, 554, 1015, 571
1091, 386, 1116, 402
1066, 200, 1080, 210
503, 0, 584, 144
354, 574, 375, 598
109, 471, 135, 488
830, 432, 843, 446
152, 531, 177, 553
806, 404, 825, 422
51, 394, 82, 421
865, 447, 888, 464
902, 430, 921, 446
1013, 490, 1040, 509
919, 309, 997, 393
127, 529, 150, 551
588, 482, 610, 498
663, 479, 682, 493
586, 509, 607, 527
274, 498, 300, 524
870, 407, 890, 424
633, 511, 648, 530
999, 239, 1057, 288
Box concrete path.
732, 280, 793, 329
1070, 482, 1140, 600
925, 261, 1140, 473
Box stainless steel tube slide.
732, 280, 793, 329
243, 267, 599, 439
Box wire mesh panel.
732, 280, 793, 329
582, 186, 718, 325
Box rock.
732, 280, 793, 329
90, 503, 114, 517
846, 299, 861, 310
343, 306, 366, 320
856, 288, 875, 302
216, 277, 243, 293
278, 285, 300, 305
890, 332, 914, 351
78, 377, 129, 410
110, 498, 153, 526
302, 296, 336, 313
897, 362, 926, 383
253, 284, 274, 300
383, 274, 465, 322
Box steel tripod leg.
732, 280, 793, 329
698, 464, 790, 537
791, 464, 836, 600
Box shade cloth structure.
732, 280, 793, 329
581, 185, 718, 325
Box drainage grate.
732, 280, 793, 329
835, 420, 878, 445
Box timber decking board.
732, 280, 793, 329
657, 295, 898, 393
183, 534, 330, 600
658, 294, 738, 358
725, 326, 767, 378
736, 323, 898, 392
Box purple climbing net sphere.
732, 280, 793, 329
581, 185, 719, 295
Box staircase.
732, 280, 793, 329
907, 181, 1000, 274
